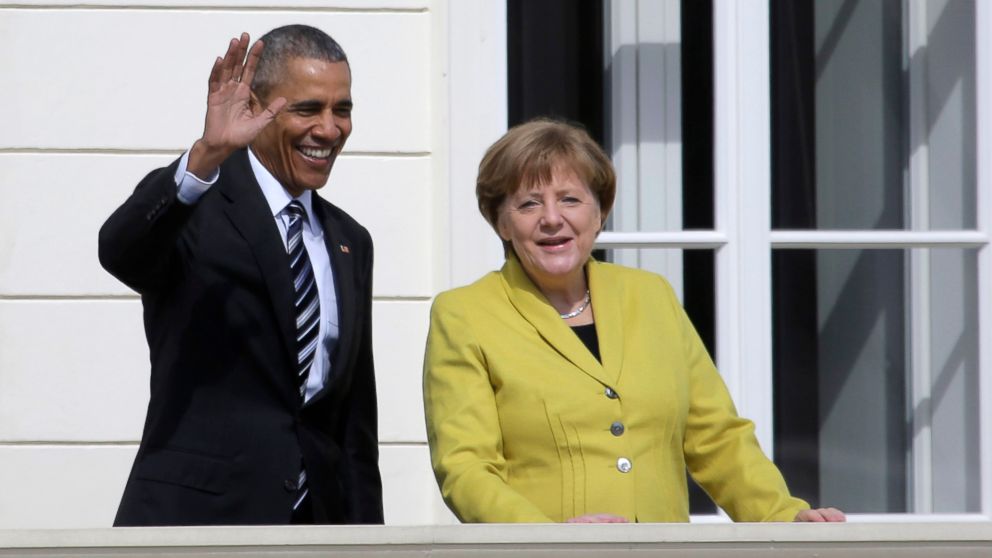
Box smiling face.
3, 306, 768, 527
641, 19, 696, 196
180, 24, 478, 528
251, 57, 352, 197
497, 167, 602, 292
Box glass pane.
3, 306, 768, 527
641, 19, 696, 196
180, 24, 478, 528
606, 248, 716, 514
770, 0, 976, 230
927, 248, 980, 512
921, 0, 977, 230
772, 248, 979, 513
606, 0, 713, 233
682, 0, 714, 231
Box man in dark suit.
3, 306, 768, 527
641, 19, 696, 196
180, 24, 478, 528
99, 25, 383, 525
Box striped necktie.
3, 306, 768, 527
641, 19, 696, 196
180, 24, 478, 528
285, 200, 318, 513
286, 201, 320, 400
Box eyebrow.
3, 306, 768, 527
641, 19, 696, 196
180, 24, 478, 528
288, 100, 323, 111
287, 99, 353, 111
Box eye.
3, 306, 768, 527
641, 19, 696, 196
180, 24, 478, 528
560, 196, 582, 206
334, 107, 353, 117
516, 199, 540, 212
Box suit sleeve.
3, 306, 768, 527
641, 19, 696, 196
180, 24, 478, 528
338, 234, 384, 523
98, 157, 195, 294
423, 292, 553, 523
668, 279, 809, 522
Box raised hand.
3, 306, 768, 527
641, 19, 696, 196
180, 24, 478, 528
187, 33, 287, 179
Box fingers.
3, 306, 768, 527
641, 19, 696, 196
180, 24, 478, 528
795, 510, 824, 522
241, 39, 266, 88
215, 37, 241, 84
230, 32, 250, 82
795, 507, 847, 522
213, 33, 250, 86
566, 513, 629, 523
207, 56, 224, 94
818, 507, 846, 522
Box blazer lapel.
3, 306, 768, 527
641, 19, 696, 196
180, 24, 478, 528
500, 254, 615, 387
217, 151, 298, 387
307, 199, 357, 405
587, 259, 624, 386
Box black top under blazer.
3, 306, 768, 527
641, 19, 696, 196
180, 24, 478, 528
99, 149, 383, 526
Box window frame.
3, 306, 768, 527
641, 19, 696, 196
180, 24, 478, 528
447, 0, 992, 522
597, 0, 992, 520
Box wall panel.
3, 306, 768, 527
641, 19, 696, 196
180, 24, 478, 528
0, 9, 430, 153
0, 154, 432, 297
0, 445, 137, 528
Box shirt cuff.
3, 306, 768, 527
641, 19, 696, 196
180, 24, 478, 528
175, 149, 220, 205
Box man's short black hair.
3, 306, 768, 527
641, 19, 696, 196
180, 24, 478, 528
253, 24, 348, 100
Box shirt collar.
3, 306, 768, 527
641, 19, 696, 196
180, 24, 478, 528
247, 147, 316, 228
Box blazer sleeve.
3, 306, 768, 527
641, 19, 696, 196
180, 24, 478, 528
337, 235, 385, 524
669, 280, 809, 522
98, 157, 195, 294
423, 292, 553, 523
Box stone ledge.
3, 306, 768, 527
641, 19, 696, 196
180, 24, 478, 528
1, 522, 991, 557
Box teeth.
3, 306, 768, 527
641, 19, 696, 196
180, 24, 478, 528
299, 146, 332, 159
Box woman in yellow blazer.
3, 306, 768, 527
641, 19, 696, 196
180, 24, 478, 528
423, 119, 844, 524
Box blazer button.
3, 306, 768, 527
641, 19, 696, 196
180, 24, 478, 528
283, 479, 298, 492
605, 387, 619, 399
610, 421, 625, 436
617, 457, 632, 473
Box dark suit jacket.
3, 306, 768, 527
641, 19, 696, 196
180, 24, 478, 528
99, 149, 383, 526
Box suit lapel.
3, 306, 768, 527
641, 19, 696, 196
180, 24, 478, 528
587, 259, 624, 385
308, 198, 357, 404
217, 151, 298, 386
500, 255, 618, 387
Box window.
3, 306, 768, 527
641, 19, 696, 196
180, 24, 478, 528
506, 0, 991, 519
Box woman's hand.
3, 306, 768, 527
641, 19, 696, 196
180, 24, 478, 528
794, 507, 846, 522
566, 513, 629, 523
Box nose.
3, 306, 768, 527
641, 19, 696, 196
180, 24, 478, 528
312, 111, 342, 142
539, 202, 564, 227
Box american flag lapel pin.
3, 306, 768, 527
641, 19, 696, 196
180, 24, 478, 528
339, 244, 350, 254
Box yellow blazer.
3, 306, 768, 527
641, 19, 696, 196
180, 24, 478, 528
423, 255, 808, 523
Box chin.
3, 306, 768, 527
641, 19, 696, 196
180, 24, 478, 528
536, 260, 584, 278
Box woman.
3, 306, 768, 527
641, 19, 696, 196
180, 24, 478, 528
423, 119, 843, 523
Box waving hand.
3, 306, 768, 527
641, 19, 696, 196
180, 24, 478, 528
187, 33, 287, 179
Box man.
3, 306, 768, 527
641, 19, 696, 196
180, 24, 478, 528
99, 25, 383, 525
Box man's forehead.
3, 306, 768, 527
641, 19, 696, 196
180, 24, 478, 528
274, 57, 352, 97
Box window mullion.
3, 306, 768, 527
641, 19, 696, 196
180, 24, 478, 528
713, 0, 774, 451
906, 0, 933, 515
976, 0, 992, 519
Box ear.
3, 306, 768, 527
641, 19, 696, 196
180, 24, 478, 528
248, 91, 264, 115
496, 213, 512, 242
593, 203, 604, 233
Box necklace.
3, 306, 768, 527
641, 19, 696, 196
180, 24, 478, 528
559, 290, 591, 319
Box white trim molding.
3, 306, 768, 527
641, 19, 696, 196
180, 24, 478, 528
975, 0, 992, 519
713, 0, 774, 450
